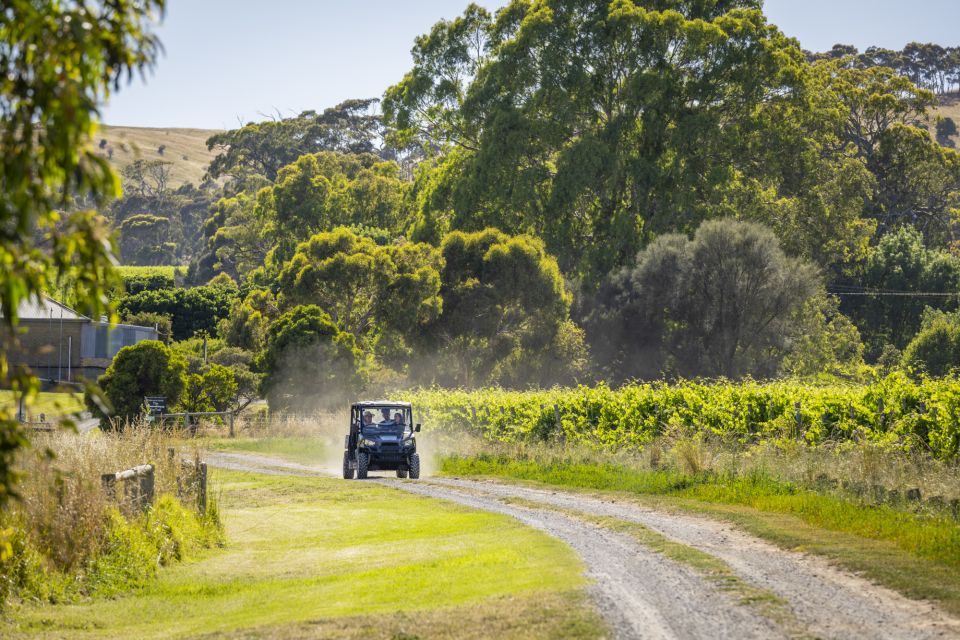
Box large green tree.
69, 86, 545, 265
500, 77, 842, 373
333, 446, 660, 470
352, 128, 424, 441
117, 283, 239, 341
420, 228, 575, 387
590, 219, 821, 379
258, 305, 365, 411
199, 152, 413, 280
276, 227, 443, 358
385, 0, 807, 284
92, 341, 187, 428
206, 99, 388, 182
0, 0, 163, 509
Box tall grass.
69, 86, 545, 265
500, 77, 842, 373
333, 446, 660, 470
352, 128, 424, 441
440, 436, 960, 568
1, 425, 223, 609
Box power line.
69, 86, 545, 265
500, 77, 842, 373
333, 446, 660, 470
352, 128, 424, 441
828, 288, 960, 298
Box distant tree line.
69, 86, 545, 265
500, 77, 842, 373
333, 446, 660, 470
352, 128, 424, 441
811, 42, 960, 95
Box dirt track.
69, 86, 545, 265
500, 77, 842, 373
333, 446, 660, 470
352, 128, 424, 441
206, 451, 960, 640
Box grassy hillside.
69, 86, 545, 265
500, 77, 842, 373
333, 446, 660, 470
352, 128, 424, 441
933, 94, 960, 148
95, 125, 223, 189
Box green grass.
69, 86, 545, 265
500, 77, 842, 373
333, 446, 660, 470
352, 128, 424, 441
442, 454, 960, 616
4, 469, 599, 639
0, 391, 84, 418
115, 265, 186, 280
206, 437, 328, 467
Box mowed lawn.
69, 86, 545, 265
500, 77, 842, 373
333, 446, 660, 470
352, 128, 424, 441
0, 391, 84, 418
5, 470, 600, 639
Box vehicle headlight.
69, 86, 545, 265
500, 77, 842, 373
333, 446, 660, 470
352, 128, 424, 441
404, 438, 416, 447
361, 439, 377, 447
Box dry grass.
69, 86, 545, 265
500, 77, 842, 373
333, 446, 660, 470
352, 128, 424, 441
94, 125, 223, 188
10, 426, 206, 573
931, 93, 960, 147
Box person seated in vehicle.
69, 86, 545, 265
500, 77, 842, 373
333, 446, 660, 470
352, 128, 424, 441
393, 412, 405, 427
378, 408, 395, 426
362, 411, 375, 428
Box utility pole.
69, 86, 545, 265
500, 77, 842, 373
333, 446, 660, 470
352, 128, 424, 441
57, 307, 63, 384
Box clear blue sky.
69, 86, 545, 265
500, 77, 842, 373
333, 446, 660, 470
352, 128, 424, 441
101, 1, 960, 129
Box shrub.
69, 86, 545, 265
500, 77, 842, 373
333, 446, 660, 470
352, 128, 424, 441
91, 341, 187, 426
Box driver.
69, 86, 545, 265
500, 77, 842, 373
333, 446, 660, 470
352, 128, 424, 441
379, 408, 395, 426
394, 412, 405, 427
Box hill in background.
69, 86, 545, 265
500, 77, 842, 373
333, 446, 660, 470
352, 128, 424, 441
95, 125, 223, 189
934, 96, 960, 148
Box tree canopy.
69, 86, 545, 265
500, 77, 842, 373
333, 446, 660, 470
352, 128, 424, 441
590, 219, 821, 380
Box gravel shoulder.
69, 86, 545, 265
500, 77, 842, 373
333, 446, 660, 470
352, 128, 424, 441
205, 451, 960, 640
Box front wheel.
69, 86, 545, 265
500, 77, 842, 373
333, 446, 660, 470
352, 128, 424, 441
408, 453, 420, 479
396, 467, 408, 479
342, 451, 354, 480
357, 452, 370, 479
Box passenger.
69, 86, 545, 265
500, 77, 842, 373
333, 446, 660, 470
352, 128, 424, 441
362, 411, 375, 427
394, 412, 405, 427
379, 408, 395, 426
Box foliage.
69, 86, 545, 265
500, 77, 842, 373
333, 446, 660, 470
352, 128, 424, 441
117, 213, 176, 264
218, 289, 280, 353
183, 363, 238, 413
937, 117, 958, 147
385, 0, 808, 284
206, 99, 388, 182
117, 283, 239, 341
812, 42, 960, 95
91, 341, 187, 426
276, 227, 442, 356
198, 151, 412, 281
258, 305, 365, 411
0, 0, 164, 509
257, 152, 412, 263
590, 220, 820, 380
402, 373, 960, 460
121, 311, 173, 343
421, 228, 573, 387
781, 294, 866, 379
110, 180, 221, 267
840, 226, 960, 358
902, 310, 960, 377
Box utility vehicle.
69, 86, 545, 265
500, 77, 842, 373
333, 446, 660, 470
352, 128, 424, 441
343, 401, 421, 480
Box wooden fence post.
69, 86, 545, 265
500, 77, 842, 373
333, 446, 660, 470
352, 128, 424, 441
794, 401, 802, 438
198, 461, 208, 515
140, 465, 155, 509
229, 412, 235, 438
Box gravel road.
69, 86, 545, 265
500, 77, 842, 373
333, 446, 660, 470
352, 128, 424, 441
206, 451, 960, 640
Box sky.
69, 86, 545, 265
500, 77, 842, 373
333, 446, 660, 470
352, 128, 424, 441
101, 1, 960, 129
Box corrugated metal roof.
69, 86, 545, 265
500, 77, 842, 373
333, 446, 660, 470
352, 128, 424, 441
0, 295, 88, 321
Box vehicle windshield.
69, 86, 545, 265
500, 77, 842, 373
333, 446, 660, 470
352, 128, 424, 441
358, 406, 413, 436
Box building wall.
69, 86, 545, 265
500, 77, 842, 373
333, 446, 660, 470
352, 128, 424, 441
6, 320, 85, 382
5, 320, 159, 385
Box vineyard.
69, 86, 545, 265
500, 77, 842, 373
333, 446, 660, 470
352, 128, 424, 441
402, 373, 960, 460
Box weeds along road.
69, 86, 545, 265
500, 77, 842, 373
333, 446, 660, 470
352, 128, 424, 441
205, 451, 960, 640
